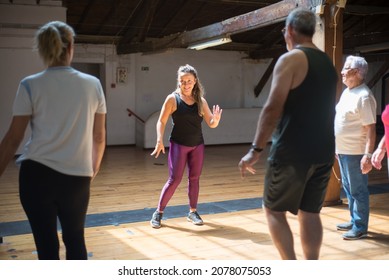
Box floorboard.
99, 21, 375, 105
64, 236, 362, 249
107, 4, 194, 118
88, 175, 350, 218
1, 144, 389, 260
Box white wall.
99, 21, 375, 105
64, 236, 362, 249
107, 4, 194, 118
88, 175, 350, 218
71, 46, 271, 147
70, 46, 272, 147
133, 49, 273, 117
73, 44, 137, 146
131, 48, 272, 148
0, 2, 66, 153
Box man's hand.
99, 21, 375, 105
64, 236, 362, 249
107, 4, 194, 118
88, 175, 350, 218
238, 149, 261, 178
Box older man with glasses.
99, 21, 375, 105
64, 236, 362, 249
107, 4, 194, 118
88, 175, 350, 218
335, 55, 377, 240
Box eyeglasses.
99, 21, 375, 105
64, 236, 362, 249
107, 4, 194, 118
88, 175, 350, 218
281, 27, 286, 35
342, 67, 357, 72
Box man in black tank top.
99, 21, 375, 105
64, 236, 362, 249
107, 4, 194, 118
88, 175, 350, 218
239, 8, 338, 259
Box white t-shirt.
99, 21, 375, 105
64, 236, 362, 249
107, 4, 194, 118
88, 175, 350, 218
13, 66, 107, 177
334, 83, 376, 154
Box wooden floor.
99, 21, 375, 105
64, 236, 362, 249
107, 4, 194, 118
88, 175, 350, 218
1, 144, 389, 260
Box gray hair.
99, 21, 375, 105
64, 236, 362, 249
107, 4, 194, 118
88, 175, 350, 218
285, 8, 316, 37
345, 55, 368, 80
35, 21, 75, 66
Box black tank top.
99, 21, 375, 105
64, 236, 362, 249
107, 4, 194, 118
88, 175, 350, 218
170, 92, 204, 147
269, 47, 338, 163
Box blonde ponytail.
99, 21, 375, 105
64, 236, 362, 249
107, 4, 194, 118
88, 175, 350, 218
35, 21, 75, 66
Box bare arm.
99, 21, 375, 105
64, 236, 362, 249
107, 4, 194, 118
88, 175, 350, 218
150, 94, 175, 158
0, 116, 30, 176
372, 135, 386, 170
92, 113, 106, 179
361, 123, 376, 174
202, 98, 222, 128
239, 50, 305, 177
252, 50, 306, 149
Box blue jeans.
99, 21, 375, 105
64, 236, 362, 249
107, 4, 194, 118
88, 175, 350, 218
337, 154, 369, 233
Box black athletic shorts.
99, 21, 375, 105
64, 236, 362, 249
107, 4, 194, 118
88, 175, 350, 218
263, 159, 333, 215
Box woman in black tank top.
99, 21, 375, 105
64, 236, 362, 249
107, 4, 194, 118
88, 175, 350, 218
149, 64, 222, 229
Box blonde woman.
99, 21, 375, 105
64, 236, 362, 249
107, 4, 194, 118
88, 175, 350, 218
0, 21, 106, 259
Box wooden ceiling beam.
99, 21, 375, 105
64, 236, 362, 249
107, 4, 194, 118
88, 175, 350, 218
193, 0, 272, 7
344, 32, 389, 52
322, 2, 344, 101
74, 0, 95, 31
254, 57, 278, 97
95, 2, 116, 36
345, 5, 389, 16
367, 61, 389, 89
117, 0, 313, 54
179, 0, 312, 45
117, 0, 150, 45
159, 1, 194, 35
137, 0, 160, 42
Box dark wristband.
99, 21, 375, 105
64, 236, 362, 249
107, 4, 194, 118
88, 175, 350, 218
251, 144, 263, 153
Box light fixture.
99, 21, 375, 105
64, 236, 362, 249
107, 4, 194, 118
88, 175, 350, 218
187, 36, 232, 50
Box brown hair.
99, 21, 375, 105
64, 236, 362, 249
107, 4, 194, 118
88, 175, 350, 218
176, 64, 205, 116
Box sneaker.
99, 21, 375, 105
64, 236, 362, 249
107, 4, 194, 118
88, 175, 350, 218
187, 211, 203, 225
150, 210, 163, 228
342, 230, 367, 240
336, 222, 353, 231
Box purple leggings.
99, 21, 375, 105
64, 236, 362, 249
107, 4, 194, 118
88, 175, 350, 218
157, 141, 205, 211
